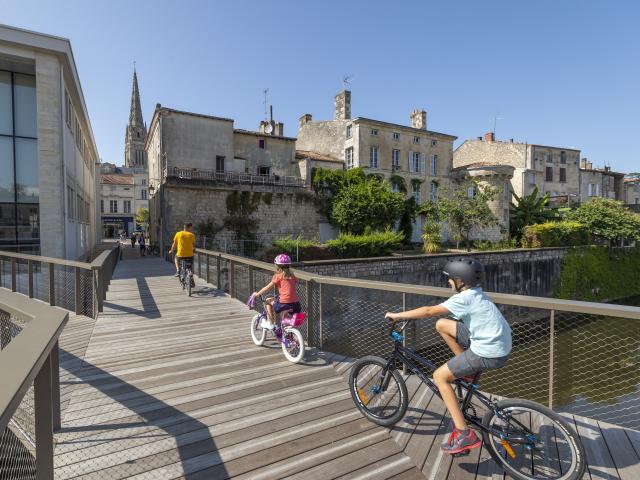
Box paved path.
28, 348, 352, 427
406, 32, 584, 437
52, 258, 640, 479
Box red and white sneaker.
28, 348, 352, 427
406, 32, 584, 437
441, 428, 482, 454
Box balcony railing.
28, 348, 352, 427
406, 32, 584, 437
192, 248, 640, 430
164, 166, 307, 188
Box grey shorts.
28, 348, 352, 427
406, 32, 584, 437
447, 322, 510, 379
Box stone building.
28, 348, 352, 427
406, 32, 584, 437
624, 177, 640, 206
578, 158, 625, 203
294, 150, 344, 182
99, 170, 135, 237
454, 133, 581, 206
297, 90, 457, 241
451, 163, 515, 242
145, 105, 324, 252
0, 25, 99, 259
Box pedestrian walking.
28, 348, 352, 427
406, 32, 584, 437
138, 234, 146, 256
131, 233, 136, 248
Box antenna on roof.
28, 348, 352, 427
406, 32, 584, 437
342, 75, 353, 90
492, 110, 504, 137
263, 88, 269, 120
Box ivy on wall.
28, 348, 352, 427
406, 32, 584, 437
224, 191, 261, 240
555, 246, 640, 302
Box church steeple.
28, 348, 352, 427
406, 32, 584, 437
124, 66, 147, 168
129, 68, 144, 128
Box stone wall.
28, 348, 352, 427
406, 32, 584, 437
296, 248, 567, 297
159, 181, 324, 248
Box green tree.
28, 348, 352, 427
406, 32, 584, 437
135, 207, 150, 230
331, 179, 404, 234
509, 187, 556, 240
565, 197, 640, 246
436, 180, 499, 251
311, 167, 368, 221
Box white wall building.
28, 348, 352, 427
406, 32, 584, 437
0, 24, 99, 259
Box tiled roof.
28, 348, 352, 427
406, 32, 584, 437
295, 150, 343, 163
101, 174, 134, 185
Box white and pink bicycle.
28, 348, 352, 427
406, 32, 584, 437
247, 294, 306, 363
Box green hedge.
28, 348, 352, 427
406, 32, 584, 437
521, 221, 590, 248
326, 230, 405, 258
556, 247, 640, 301
264, 236, 337, 262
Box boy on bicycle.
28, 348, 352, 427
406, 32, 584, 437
385, 258, 511, 455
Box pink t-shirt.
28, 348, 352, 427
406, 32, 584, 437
272, 273, 298, 303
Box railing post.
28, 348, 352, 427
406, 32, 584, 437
34, 352, 54, 480
248, 266, 255, 295
11, 257, 16, 292
206, 253, 211, 283
96, 268, 104, 313
548, 309, 555, 409
402, 292, 408, 375
217, 254, 221, 289
306, 279, 314, 346
49, 263, 55, 306
318, 282, 324, 350
28, 259, 34, 298
229, 260, 235, 297
74, 266, 82, 315
198, 251, 202, 278
51, 341, 61, 431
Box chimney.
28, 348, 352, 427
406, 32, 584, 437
410, 109, 427, 130
484, 132, 495, 142
334, 90, 351, 120
275, 122, 284, 137
299, 113, 313, 128
580, 158, 593, 170
477, 136, 482, 140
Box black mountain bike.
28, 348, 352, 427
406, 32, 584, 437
178, 258, 195, 297
349, 321, 586, 480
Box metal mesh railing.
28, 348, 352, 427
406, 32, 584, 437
194, 248, 640, 431
1, 308, 36, 480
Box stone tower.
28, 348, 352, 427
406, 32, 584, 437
124, 68, 147, 168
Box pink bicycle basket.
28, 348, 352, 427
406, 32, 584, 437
282, 312, 305, 328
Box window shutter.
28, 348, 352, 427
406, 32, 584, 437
421, 154, 426, 175
408, 151, 413, 172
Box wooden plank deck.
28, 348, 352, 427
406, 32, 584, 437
52, 257, 640, 479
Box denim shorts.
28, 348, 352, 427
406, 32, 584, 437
273, 296, 301, 314
447, 321, 510, 378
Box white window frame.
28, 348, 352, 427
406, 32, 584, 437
370, 146, 379, 168
392, 132, 400, 141
588, 183, 593, 197
141, 189, 147, 200
345, 147, 354, 169
413, 136, 420, 144
431, 139, 437, 147
412, 182, 421, 203
429, 155, 437, 176
346, 125, 352, 138
370, 128, 378, 136
392, 149, 400, 170
429, 182, 438, 202
412, 152, 421, 173
109, 200, 117, 213
124, 200, 131, 214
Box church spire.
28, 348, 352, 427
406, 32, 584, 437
129, 66, 144, 128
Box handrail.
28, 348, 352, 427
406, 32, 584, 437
0, 290, 68, 434
195, 248, 640, 320
165, 165, 307, 188
0, 250, 92, 270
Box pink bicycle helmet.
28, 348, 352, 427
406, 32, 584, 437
274, 253, 292, 266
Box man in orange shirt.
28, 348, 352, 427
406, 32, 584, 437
169, 223, 196, 277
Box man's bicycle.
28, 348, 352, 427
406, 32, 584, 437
178, 258, 195, 297
349, 321, 586, 480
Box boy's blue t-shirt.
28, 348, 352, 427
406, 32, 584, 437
441, 287, 512, 358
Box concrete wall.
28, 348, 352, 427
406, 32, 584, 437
296, 248, 567, 297
234, 132, 297, 177
625, 180, 640, 205
162, 112, 235, 171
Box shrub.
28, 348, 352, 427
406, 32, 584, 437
472, 238, 519, 251
421, 222, 442, 253
266, 236, 333, 262
521, 221, 590, 248
327, 230, 405, 258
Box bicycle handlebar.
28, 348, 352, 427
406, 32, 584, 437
388, 319, 409, 339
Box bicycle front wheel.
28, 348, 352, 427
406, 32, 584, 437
349, 356, 408, 427
482, 399, 586, 480
250, 314, 266, 346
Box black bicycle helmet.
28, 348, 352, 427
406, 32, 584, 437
442, 257, 485, 288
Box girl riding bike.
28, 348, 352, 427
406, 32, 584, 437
252, 254, 301, 330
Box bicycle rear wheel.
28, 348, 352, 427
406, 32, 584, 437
481, 399, 586, 480
281, 327, 304, 363
349, 356, 408, 427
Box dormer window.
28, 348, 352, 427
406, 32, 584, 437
393, 132, 400, 140
371, 129, 378, 136
413, 136, 420, 144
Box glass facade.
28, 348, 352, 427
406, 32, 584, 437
0, 70, 39, 252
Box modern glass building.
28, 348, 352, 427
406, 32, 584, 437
0, 24, 99, 259
0, 70, 39, 252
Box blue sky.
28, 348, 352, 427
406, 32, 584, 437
2, 0, 638, 172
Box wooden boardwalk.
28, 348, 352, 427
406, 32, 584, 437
52, 258, 640, 479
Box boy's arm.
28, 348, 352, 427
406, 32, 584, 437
385, 304, 450, 322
